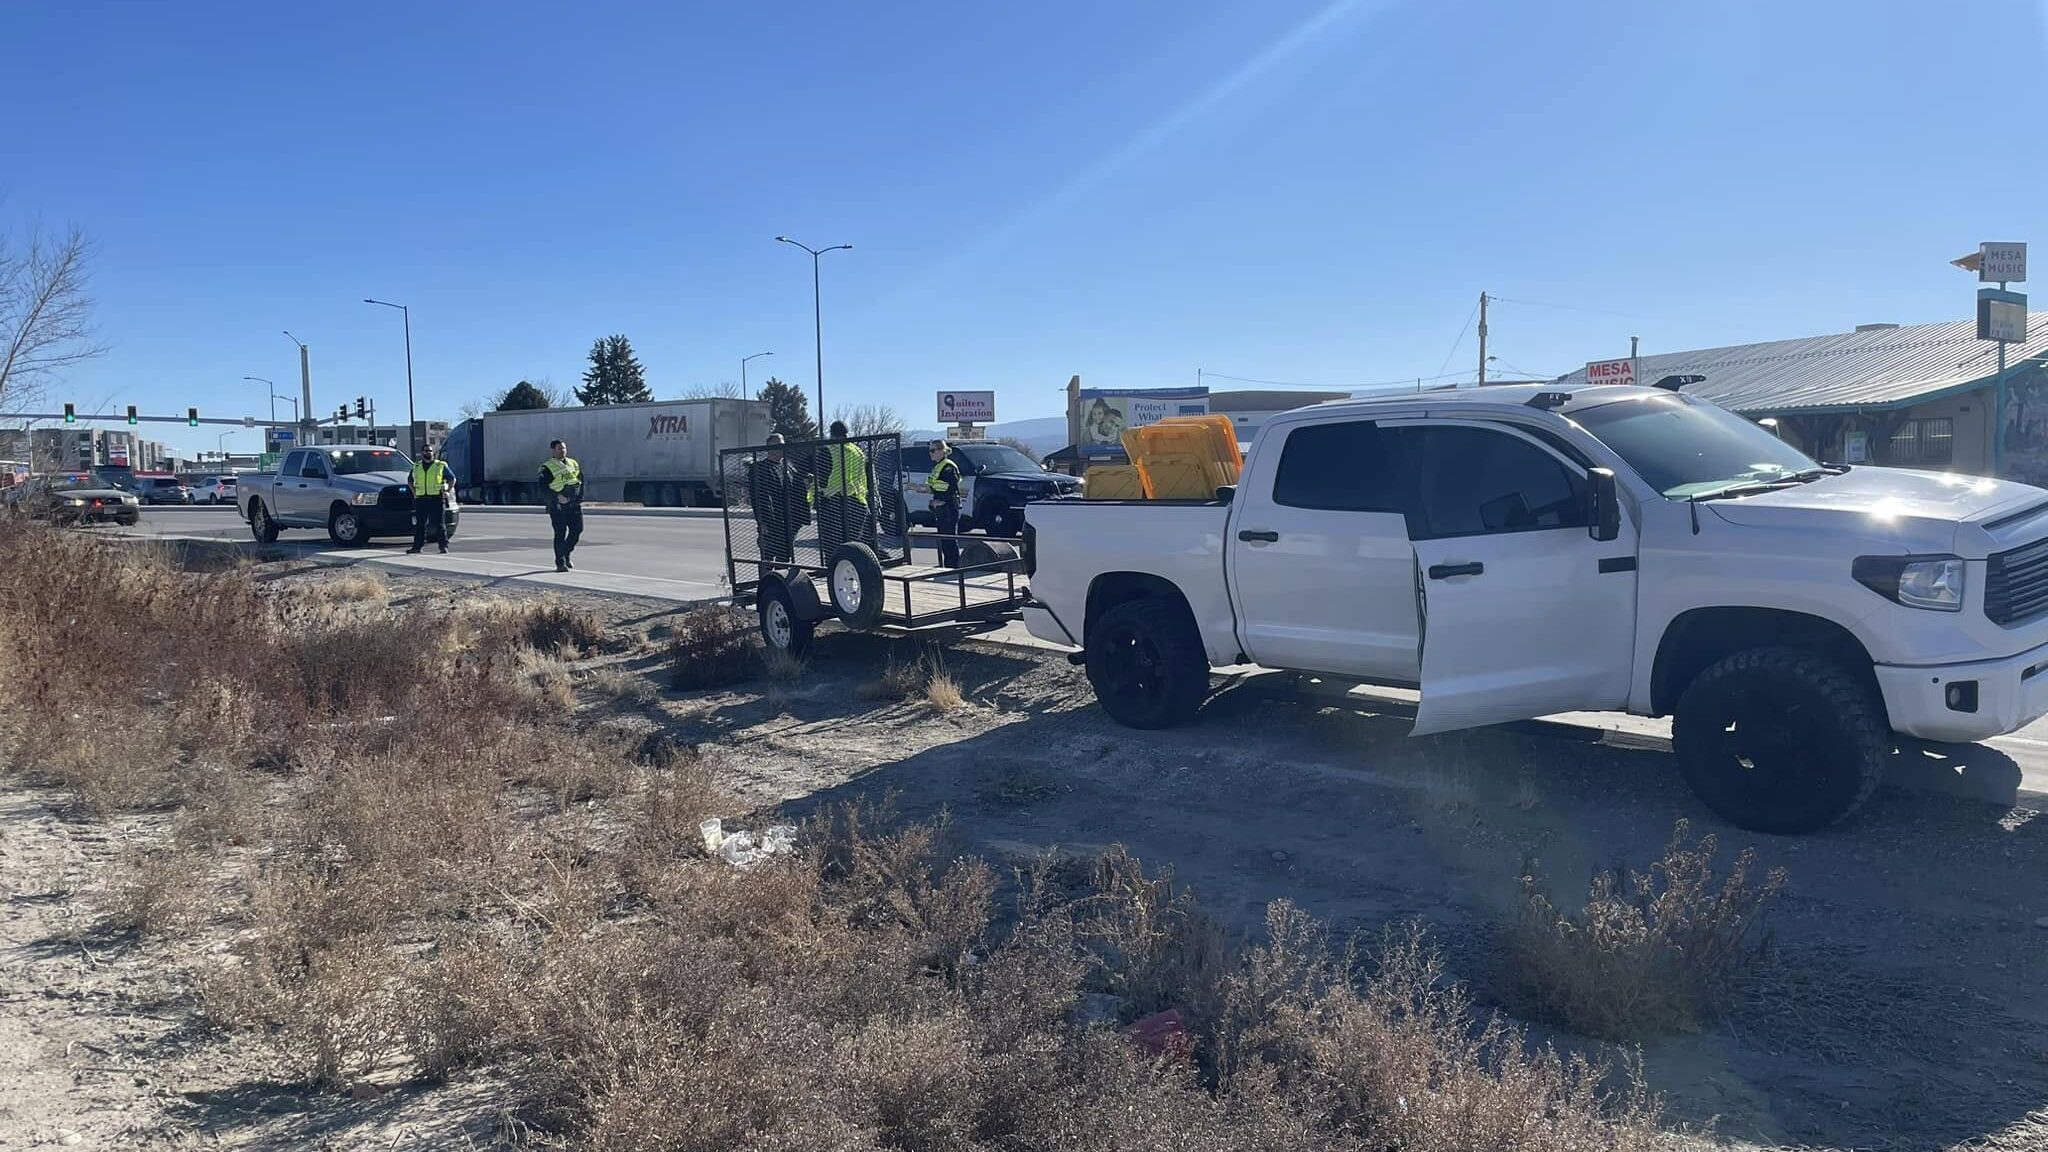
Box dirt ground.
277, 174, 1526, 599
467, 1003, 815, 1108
4, 560, 2048, 1151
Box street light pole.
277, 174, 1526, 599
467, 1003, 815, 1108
741, 351, 774, 398
244, 376, 277, 423
363, 299, 417, 458
775, 237, 851, 423
282, 331, 312, 435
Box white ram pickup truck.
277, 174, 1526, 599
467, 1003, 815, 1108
1023, 383, 2048, 833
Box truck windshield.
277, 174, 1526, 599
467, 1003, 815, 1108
325, 449, 411, 476
1572, 393, 1820, 498
955, 444, 1041, 474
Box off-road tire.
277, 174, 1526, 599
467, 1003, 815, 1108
826, 542, 886, 630
1086, 597, 1209, 729
1672, 646, 1889, 834
248, 499, 280, 543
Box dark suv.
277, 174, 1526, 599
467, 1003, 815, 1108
898, 441, 1080, 538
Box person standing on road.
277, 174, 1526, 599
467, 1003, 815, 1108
816, 420, 872, 552
747, 433, 808, 564
407, 443, 454, 555
926, 438, 963, 568
539, 439, 584, 572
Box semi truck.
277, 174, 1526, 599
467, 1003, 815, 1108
441, 398, 772, 507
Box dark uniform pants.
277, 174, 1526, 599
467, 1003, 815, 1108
550, 504, 584, 561
819, 494, 870, 552
756, 510, 794, 564
934, 500, 961, 567
412, 496, 447, 550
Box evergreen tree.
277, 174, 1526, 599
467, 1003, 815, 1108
756, 377, 818, 441
496, 380, 554, 411
576, 334, 652, 405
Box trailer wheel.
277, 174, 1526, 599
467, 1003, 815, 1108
826, 543, 886, 630
760, 582, 814, 658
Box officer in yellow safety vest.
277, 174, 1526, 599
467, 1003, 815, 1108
407, 443, 454, 555
816, 420, 872, 551
926, 438, 963, 567
539, 439, 584, 572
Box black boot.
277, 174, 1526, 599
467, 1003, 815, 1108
555, 557, 568, 572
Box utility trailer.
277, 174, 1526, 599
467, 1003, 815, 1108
719, 433, 1028, 655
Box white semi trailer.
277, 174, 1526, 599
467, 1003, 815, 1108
442, 398, 772, 507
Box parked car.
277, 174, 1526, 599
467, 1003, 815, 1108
239, 445, 458, 546
898, 441, 1080, 537
135, 476, 193, 505
1023, 382, 2048, 835
190, 475, 238, 505
2, 475, 141, 526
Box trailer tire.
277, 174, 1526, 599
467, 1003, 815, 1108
248, 499, 280, 543
825, 543, 886, 630
1671, 646, 1888, 834
960, 538, 1021, 573
1087, 597, 1208, 729
759, 582, 814, 658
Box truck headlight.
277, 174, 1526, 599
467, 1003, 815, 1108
351, 492, 381, 505
63, 497, 86, 507
1853, 555, 1965, 611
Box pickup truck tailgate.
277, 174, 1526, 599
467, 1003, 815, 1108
1024, 500, 1236, 662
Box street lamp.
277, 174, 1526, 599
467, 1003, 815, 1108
775, 237, 852, 421
216, 431, 234, 472
362, 298, 416, 457
244, 375, 279, 423
741, 351, 774, 398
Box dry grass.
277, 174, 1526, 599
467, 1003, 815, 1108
1499, 819, 1785, 1041
667, 603, 760, 690
862, 647, 962, 711
582, 666, 662, 707
307, 567, 389, 604
0, 520, 1672, 1150
97, 847, 208, 937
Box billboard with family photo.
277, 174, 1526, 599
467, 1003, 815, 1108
1077, 387, 1209, 456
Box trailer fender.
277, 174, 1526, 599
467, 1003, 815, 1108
761, 570, 833, 623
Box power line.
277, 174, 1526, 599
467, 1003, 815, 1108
1435, 298, 1480, 379
1490, 296, 1652, 321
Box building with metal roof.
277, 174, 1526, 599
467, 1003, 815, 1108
1551, 316, 2048, 483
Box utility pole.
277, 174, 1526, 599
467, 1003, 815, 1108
1476, 292, 1489, 385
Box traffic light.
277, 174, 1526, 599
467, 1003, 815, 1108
62, 403, 75, 424
354, 397, 367, 419
186, 407, 200, 427
336, 406, 347, 422
126, 405, 138, 425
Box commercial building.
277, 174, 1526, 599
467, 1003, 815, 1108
1551, 316, 2048, 483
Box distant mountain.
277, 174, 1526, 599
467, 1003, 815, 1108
907, 414, 1068, 457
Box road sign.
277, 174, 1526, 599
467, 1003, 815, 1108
275, 429, 295, 442
259, 452, 280, 469
1585, 358, 1636, 387
1980, 242, 2027, 284
938, 390, 995, 424
1980, 288, 2029, 343
243, 416, 257, 428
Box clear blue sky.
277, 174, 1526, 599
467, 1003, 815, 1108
4, 0, 2044, 457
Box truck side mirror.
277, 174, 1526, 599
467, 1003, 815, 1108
1588, 467, 1621, 542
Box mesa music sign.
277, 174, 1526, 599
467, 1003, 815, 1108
1585, 358, 1636, 387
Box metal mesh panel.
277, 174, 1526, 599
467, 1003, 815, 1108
721, 433, 908, 592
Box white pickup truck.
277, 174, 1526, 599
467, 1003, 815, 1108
1023, 383, 2048, 833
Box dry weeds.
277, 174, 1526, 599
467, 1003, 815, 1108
0, 521, 1674, 1150
1500, 819, 1785, 1041
667, 603, 759, 690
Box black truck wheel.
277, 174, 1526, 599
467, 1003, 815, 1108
826, 543, 886, 630
1086, 598, 1209, 729
1671, 646, 1889, 834
248, 499, 280, 543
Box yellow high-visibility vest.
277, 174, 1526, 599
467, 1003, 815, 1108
411, 460, 450, 497
542, 457, 582, 492
928, 457, 960, 499
822, 442, 868, 503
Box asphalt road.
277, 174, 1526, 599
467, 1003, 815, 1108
116, 505, 2048, 802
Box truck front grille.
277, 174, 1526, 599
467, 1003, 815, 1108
378, 486, 414, 511
1985, 537, 2048, 625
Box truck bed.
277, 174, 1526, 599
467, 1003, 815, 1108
1022, 499, 1239, 662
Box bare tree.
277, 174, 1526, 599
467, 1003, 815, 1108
679, 380, 744, 400
831, 403, 906, 437
0, 221, 104, 409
